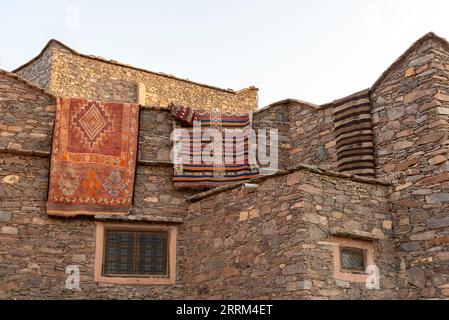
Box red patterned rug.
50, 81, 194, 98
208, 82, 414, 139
47, 97, 140, 217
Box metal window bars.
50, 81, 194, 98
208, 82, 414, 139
103, 230, 168, 277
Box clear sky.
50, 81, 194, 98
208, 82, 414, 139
1, 0, 449, 107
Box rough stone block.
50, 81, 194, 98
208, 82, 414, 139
406, 267, 426, 289
282, 262, 305, 276
426, 193, 449, 204
427, 217, 449, 229
1, 226, 18, 235
2, 175, 19, 185
0, 211, 12, 222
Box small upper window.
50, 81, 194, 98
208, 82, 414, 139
332, 236, 374, 283
103, 230, 168, 277
340, 247, 366, 272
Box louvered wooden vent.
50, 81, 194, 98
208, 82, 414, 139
333, 89, 375, 177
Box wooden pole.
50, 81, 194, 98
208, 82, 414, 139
137, 82, 146, 105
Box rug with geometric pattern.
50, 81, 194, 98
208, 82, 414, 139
47, 97, 140, 217
170, 104, 259, 189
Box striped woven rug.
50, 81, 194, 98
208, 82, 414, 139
332, 89, 375, 177
170, 105, 259, 189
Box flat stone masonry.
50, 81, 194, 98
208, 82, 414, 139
15, 40, 258, 113
371, 34, 449, 299
2, 32, 449, 299
184, 170, 394, 299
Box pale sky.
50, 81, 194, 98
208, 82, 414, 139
1, 0, 449, 108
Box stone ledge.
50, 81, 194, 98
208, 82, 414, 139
137, 160, 173, 167
17, 105, 173, 114
285, 163, 390, 186
331, 228, 385, 241
94, 214, 182, 224
0, 147, 173, 167
0, 147, 51, 158
141, 105, 171, 111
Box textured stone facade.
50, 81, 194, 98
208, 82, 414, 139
0, 70, 55, 152
0, 153, 188, 299
2, 33, 449, 299
289, 103, 337, 170
252, 102, 291, 170
184, 169, 394, 299
15, 40, 258, 113
253, 100, 337, 171
13, 46, 53, 91
371, 34, 449, 299
0, 72, 193, 298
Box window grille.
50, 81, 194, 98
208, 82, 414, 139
340, 247, 366, 272
103, 230, 168, 277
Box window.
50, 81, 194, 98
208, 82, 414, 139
332, 236, 374, 283
95, 222, 177, 285
103, 230, 168, 277
340, 247, 366, 272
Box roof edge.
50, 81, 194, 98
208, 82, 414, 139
269, 32, 449, 111
255, 98, 319, 114
12, 39, 55, 74
0, 68, 55, 98
320, 88, 370, 108
13, 39, 258, 95
186, 163, 391, 202
371, 32, 449, 91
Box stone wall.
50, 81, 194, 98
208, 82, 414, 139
15, 41, 258, 113
0, 71, 55, 152
0, 154, 187, 299
0, 71, 194, 298
0, 71, 195, 215
252, 100, 337, 172
5, 32, 449, 300
371, 35, 449, 299
252, 102, 291, 170
289, 103, 337, 171
183, 169, 395, 299
138, 108, 173, 163
14, 45, 53, 91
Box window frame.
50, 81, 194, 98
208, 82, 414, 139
332, 236, 374, 283
95, 222, 177, 285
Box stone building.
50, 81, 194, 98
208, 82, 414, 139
1, 32, 449, 299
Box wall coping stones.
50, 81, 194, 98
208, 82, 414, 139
323, 88, 371, 108
255, 98, 319, 114
94, 214, 183, 224
186, 163, 391, 202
